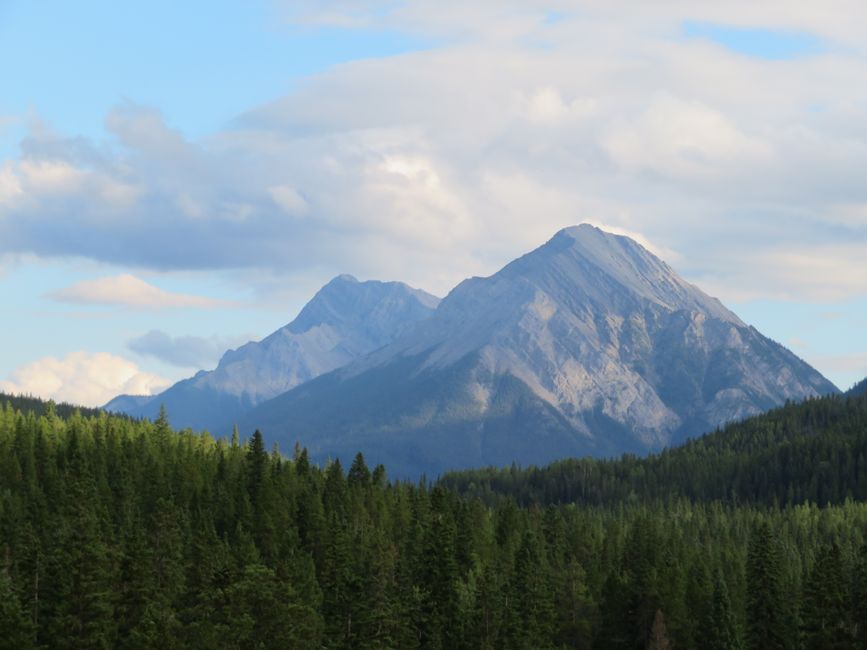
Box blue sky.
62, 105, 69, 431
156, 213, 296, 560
2, 1, 867, 405
682, 21, 824, 59
0, 0, 428, 154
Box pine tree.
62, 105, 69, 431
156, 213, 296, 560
746, 522, 788, 650
854, 542, 867, 649
706, 572, 742, 650
506, 529, 556, 650
553, 556, 595, 650
801, 543, 851, 649
348, 452, 371, 489
0, 566, 35, 650
597, 572, 631, 650
246, 429, 267, 504
224, 564, 323, 649
419, 487, 461, 649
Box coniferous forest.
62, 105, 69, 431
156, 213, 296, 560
2, 393, 867, 648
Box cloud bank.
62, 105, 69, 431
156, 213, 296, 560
0, 352, 170, 407
2, 2, 867, 302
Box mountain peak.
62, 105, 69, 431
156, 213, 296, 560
492, 223, 742, 326
289, 276, 439, 335
556, 223, 647, 259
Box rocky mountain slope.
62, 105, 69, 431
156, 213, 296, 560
241, 225, 838, 476
105, 275, 439, 432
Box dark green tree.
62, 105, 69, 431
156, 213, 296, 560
705, 572, 742, 650
801, 543, 851, 649
746, 523, 789, 650
0, 566, 35, 650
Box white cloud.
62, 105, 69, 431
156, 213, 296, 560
521, 87, 598, 125
279, 1, 867, 51
49, 274, 231, 309
601, 93, 774, 178
0, 351, 170, 407
268, 185, 309, 217
128, 330, 255, 368
696, 243, 867, 303
0, 162, 23, 204
0, 3, 866, 303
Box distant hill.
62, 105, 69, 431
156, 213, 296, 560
242, 225, 839, 477
105, 275, 439, 433
440, 391, 867, 507
847, 377, 867, 397
0, 392, 105, 419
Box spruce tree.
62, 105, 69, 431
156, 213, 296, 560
801, 543, 851, 649
706, 572, 742, 650
0, 566, 35, 650
746, 522, 788, 650
855, 542, 867, 649
348, 452, 371, 489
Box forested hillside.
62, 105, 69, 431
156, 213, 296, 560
441, 393, 867, 508
0, 392, 105, 420
1, 397, 867, 648
849, 378, 867, 397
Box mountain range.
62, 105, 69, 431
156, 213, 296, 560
108, 224, 839, 476
105, 275, 439, 433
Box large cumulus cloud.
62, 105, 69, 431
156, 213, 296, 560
2, 1, 867, 301
0, 352, 169, 407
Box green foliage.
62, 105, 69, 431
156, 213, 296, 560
801, 543, 852, 649
746, 522, 789, 649
705, 572, 742, 650
0, 395, 866, 648
0, 566, 35, 650
0, 392, 105, 420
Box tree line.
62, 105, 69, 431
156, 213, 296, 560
441, 393, 867, 508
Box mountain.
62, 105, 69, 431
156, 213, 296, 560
241, 225, 838, 476
103, 394, 154, 413
105, 275, 439, 432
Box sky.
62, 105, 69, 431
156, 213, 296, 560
2, 0, 867, 406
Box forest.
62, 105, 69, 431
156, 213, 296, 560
1, 392, 867, 649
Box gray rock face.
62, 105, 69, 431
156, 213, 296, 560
242, 225, 839, 476
104, 275, 439, 432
